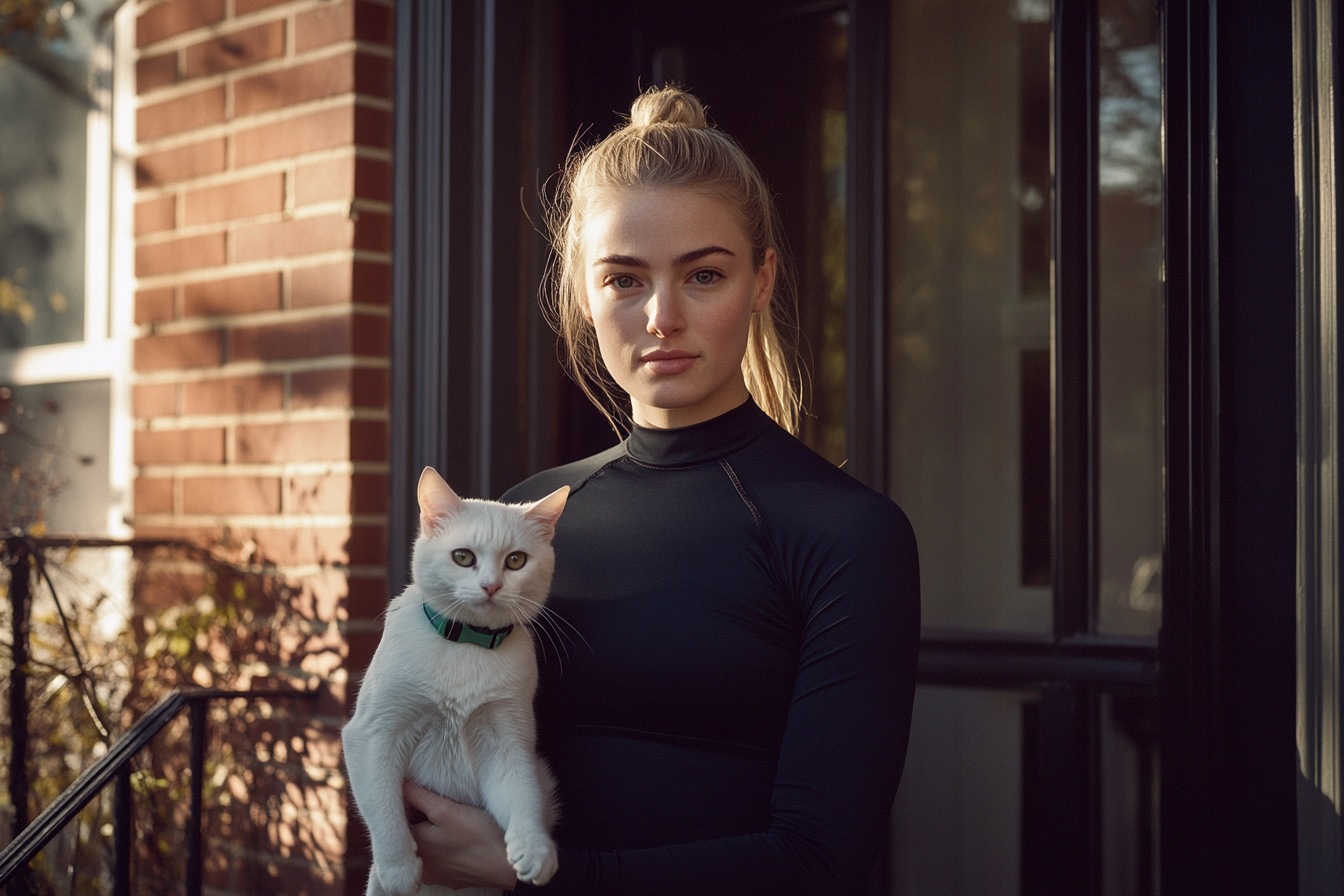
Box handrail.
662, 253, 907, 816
0, 687, 316, 894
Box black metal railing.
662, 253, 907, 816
0, 687, 316, 896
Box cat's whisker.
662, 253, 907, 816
504, 601, 530, 629
531, 623, 553, 666
505, 596, 564, 644
534, 614, 588, 677
527, 614, 567, 673
532, 602, 593, 657
506, 593, 565, 660
510, 593, 546, 618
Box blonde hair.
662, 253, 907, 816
543, 85, 804, 435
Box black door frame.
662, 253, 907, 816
1161, 1, 1299, 892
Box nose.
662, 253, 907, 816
645, 287, 684, 338
482, 581, 501, 598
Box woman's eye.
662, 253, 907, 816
610, 274, 637, 290
691, 269, 719, 285
452, 549, 476, 567
505, 552, 527, 570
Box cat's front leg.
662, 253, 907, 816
469, 703, 559, 886
344, 712, 425, 896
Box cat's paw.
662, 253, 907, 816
505, 828, 558, 886
373, 857, 423, 896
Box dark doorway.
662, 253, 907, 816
556, 0, 851, 466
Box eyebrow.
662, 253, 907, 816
594, 246, 736, 268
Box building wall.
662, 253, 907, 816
129, 0, 394, 889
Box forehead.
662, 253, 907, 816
581, 187, 749, 259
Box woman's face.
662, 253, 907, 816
580, 187, 775, 429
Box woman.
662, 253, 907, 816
403, 86, 920, 894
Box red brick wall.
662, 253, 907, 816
130, 0, 394, 890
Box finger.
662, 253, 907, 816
402, 780, 440, 811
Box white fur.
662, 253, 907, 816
343, 467, 567, 896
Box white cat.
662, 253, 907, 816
343, 467, 567, 895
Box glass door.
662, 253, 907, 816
884, 0, 1162, 893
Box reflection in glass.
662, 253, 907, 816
891, 686, 1027, 894
795, 12, 849, 467
0, 1, 119, 349
886, 0, 1051, 633
884, 0, 1163, 891
1096, 0, 1163, 636
0, 379, 114, 535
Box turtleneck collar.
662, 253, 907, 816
625, 398, 774, 467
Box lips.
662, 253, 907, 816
640, 350, 697, 375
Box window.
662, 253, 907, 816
0, 1, 133, 538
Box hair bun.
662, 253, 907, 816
629, 86, 708, 129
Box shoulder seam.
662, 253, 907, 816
719, 459, 796, 606
572, 456, 626, 496
719, 459, 765, 530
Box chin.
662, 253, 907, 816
634, 390, 707, 414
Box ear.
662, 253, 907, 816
752, 248, 776, 314
417, 467, 462, 536
523, 486, 569, 539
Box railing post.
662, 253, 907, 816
113, 763, 132, 896
187, 698, 206, 896
5, 536, 31, 843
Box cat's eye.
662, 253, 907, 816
505, 552, 527, 570
452, 549, 476, 567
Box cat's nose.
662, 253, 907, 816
482, 582, 501, 598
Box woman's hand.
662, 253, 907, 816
402, 782, 519, 891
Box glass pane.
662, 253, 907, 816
890, 686, 1027, 894
1096, 0, 1162, 636
889, 686, 1157, 896
0, 379, 114, 535
1100, 693, 1160, 896
796, 55, 849, 467
0, 1, 119, 349
886, 0, 1052, 633
740, 6, 848, 467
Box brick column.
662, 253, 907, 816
130, 0, 393, 890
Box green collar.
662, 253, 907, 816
423, 603, 514, 649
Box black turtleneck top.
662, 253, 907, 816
501, 399, 919, 895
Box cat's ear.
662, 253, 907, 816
523, 486, 569, 538
417, 467, 463, 537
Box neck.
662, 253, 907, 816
632, 383, 751, 430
